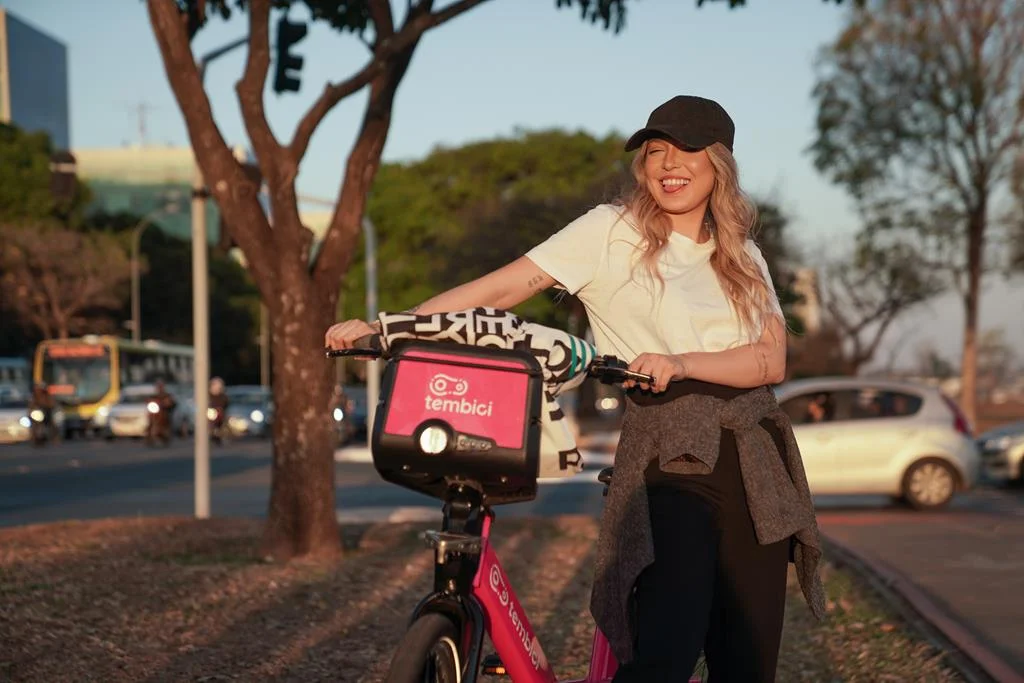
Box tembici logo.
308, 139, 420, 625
424, 373, 493, 417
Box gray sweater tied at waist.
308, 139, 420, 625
589, 385, 827, 664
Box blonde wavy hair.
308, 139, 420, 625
621, 140, 777, 338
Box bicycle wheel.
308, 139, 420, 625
383, 612, 462, 683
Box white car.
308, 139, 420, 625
105, 384, 167, 439
977, 420, 1024, 485
0, 384, 65, 444
775, 377, 980, 509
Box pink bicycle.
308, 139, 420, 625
329, 337, 701, 683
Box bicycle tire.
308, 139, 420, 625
383, 612, 462, 683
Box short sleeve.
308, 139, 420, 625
746, 240, 784, 319
524, 204, 618, 295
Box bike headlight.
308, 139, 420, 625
97, 405, 110, 417
19, 416, 31, 428
147, 402, 160, 414
29, 409, 44, 422
333, 407, 344, 422
206, 408, 218, 420
250, 409, 264, 423
418, 425, 449, 455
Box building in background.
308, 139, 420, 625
73, 144, 334, 245
0, 7, 70, 150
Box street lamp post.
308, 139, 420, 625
192, 35, 248, 520
362, 216, 378, 449
130, 217, 155, 344
130, 205, 179, 343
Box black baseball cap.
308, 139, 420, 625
624, 96, 735, 153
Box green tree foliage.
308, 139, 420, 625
811, 0, 1024, 422
0, 124, 91, 227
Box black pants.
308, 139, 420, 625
613, 380, 791, 683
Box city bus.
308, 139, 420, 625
33, 336, 194, 437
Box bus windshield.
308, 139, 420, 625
41, 345, 112, 405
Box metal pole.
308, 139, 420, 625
131, 222, 145, 344
192, 164, 210, 520
189, 35, 247, 520
362, 216, 378, 448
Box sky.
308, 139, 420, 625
2, 0, 1020, 370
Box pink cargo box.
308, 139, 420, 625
371, 340, 545, 505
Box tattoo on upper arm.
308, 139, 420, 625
527, 274, 547, 296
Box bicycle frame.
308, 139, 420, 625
416, 491, 618, 683
472, 512, 617, 683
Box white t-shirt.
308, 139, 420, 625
524, 203, 782, 362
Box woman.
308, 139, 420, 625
325, 95, 825, 682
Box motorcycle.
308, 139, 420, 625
208, 406, 229, 445
27, 408, 56, 447
145, 399, 173, 447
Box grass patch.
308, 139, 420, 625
0, 516, 966, 682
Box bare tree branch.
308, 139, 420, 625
235, 0, 282, 179
145, 0, 275, 290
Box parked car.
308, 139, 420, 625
774, 377, 980, 509
977, 420, 1024, 485
0, 384, 65, 445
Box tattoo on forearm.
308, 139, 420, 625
753, 345, 769, 385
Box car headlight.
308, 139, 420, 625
250, 409, 264, 423
333, 407, 343, 422
418, 425, 449, 455
29, 409, 44, 422
19, 416, 31, 428
147, 401, 160, 414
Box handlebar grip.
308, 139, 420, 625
325, 333, 382, 359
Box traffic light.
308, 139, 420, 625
273, 16, 307, 94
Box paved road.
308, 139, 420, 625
4, 435, 1023, 679
0, 437, 613, 527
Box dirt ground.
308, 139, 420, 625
1, 516, 964, 682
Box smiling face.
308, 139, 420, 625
642, 138, 715, 218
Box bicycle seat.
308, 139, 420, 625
598, 467, 614, 486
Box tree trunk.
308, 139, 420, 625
959, 205, 986, 429
261, 268, 340, 560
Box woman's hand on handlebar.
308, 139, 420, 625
626, 353, 689, 393
325, 319, 380, 350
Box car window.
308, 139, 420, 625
782, 388, 923, 425
781, 391, 837, 425
844, 389, 923, 420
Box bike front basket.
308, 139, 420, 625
371, 340, 544, 505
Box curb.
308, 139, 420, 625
822, 533, 1024, 683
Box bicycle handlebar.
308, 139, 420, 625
324, 335, 656, 386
